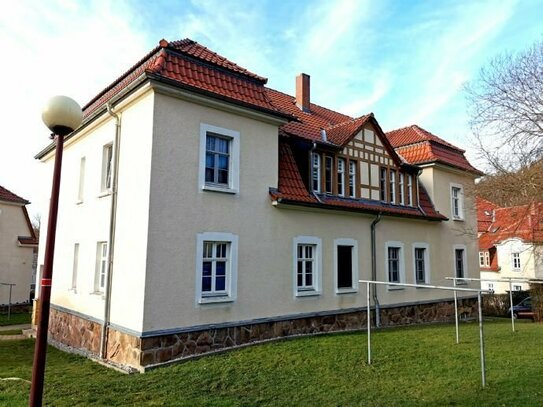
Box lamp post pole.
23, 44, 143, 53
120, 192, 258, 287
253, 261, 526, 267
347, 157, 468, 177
29, 96, 82, 407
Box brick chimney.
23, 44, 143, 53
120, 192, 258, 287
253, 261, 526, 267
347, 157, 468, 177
296, 73, 310, 112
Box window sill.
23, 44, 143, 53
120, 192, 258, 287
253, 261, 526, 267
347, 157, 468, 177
452, 217, 464, 222
387, 286, 405, 291
75, 200, 83, 205
336, 288, 358, 295
202, 184, 238, 194
90, 291, 105, 299
98, 190, 112, 198
198, 296, 234, 304
296, 289, 321, 297
455, 280, 468, 286
68, 288, 77, 294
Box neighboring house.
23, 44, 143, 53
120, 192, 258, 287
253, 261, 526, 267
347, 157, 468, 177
0, 185, 38, 305
478, 198, 543, 293
35, 38, 481, 371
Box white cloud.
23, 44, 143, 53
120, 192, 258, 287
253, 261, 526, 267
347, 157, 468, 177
0, 0, 150, 215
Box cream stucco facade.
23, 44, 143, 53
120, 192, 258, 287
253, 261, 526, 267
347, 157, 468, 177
0, 200, 36, 305
36, 83, 479, 343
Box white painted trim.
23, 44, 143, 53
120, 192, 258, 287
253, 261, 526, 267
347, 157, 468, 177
195, 232, 238, 305
450, 182, 464, 221
198, 123, 240, 194
384, 241, 405, 290
333, 238, 359, 294
412, 242, 430, 285
453, 244, 468, 283
293, 236, 322, 297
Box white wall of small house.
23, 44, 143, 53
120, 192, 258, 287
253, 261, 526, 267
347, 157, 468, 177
140, 91, 480, 333
493, 238, 535, 293
37, 89, 155, 333
0, 202, 35, 304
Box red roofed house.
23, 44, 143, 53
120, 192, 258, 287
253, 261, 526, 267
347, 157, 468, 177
0, 185, 38, 306
477, 198, 543, 293
35, 39, 481, 371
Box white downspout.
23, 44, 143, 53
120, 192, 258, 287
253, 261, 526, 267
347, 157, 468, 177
99, 104, 121, 359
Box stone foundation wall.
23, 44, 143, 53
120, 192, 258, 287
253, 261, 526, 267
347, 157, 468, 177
49, 307, 102, 354
49, 298, 477, 371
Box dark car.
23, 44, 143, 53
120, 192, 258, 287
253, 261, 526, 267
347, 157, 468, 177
508, 297, 533, 319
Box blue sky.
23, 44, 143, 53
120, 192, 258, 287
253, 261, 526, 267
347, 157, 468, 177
1, 0, 542, 216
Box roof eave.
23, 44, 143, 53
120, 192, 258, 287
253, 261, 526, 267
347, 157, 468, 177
272, 196, 446, 221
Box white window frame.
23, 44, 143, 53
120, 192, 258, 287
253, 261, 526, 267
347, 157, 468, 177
453, 244, 468, 283
77, 156, 85, 203
71, 243, 79, 291
337, 158, 345, 197
412, 243, 430, 285
95, 241, 108, 293
312, 153, 321, 193
484, 251, 490, 266
199, 123, 240, 194
450, 183, 464, 220
334, 238, 359, 294
195, 232, 238, 304
379, 167, 387, 201
398, 173, 405, 205
407, 175, 413, 206
348, 160, 356, 198
385, 241, 405, 290
512, 252, 521, 270
513, 284, 522, 291
390, 170, 396, 204
479, 251, 485, 267
324, 156, 333, 194
101, 144, 113, 193
293, 236, 322, 297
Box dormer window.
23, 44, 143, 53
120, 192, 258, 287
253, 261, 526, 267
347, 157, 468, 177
390, 170, 396, 204
379, 167, 387, 201
324, 156, 333, 194
407, 175, 413, 206
337, 158, 345, 196
348, 161, 356, 198
312, 153, 321, 193
399, 173, 404, 205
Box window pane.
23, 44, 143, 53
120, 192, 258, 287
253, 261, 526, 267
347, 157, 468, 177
305, 245, 313, 259
305, 264, 313, 286
218, 155, 229, 170
218, 169, 228, 184
215, 276, 226, 291
337, 245, 353, 288
216, 261, 226, 277
297, 270, 303, 287
202, 261, 212, 276
202, 276, 212, 292
220, 138, 230, 153
206, 135, 216, 151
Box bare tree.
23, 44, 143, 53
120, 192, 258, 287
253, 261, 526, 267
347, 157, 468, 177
465, 40, 543, 173
32, 213, 41, 239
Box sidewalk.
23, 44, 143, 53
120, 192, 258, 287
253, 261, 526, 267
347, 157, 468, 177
0, 324, 31, 340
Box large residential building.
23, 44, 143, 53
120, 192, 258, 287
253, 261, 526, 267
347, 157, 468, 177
478, 198, 543, 293
35, 38, 481, 371
0, 185, 38, 305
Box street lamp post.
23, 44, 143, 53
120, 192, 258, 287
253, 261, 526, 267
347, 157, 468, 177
29, 96, 82, 407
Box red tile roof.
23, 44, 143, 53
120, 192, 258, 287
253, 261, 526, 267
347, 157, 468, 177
0, 185, 29, 205
271, 142, 447, 221
477, 198, 543, 249
387, 125, 483, 175
168, 39, 267, 83
387, 125, 460, 150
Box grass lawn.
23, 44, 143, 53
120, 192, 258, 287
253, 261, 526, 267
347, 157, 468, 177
0, 312, 31, 326
1, 319, 542, 406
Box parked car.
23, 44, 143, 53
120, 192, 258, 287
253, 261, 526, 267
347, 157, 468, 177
507, 297, 533, 319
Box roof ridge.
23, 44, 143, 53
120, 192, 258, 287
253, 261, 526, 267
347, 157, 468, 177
324, 114, 372, 131
82, 43, 163, 111
265, 87, 353, 121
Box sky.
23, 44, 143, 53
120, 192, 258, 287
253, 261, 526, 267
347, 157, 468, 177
1, 0, 542, 218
